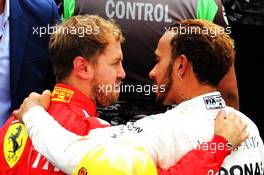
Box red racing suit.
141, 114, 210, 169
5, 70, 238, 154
0, 84, 109, 174
0, 84, 230, 175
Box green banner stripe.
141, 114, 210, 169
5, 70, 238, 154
64, 0, 75, 20
196, 0, 218, 21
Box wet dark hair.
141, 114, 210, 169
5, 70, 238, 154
170, 19, 235, 86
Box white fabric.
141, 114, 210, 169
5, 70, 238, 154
127, 92, 264, 173
23, 92, 264, 174
0, 0, 11, 126
24, 106, 119, 174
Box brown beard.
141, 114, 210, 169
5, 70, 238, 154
92, 77, 121, 107
155, 59, 175, 105
155, 76, 173, 105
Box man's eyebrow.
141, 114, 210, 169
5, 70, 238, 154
113, 57, 123, 62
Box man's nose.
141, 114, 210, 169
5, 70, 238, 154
149, 67, 156, 80
118, 65, 126, 79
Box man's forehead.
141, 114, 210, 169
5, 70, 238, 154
104, 40, 121, 51
161, 31, 174, 43
156, 32, 173, 53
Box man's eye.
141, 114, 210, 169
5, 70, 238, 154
113, 61, 120, 65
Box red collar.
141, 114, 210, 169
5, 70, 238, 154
51, 84, 97, 117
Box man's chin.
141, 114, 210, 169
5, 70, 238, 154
155, 91, 174, 105
155, 94, 165, 105
97, 101, 114, 108
97, 93, 119, 107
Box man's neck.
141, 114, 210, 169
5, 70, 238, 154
189, 85, 216, 98
0, 0, 4, 14
62, 77, 95, 103
178, 84, 216, 104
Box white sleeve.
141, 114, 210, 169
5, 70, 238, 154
88, 113, 182, 168
126, 112, 194, 169
23, 106, 103, 174
22, 106, 184, 172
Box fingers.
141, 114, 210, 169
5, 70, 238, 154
12, 110, 18, 118
239, 122, 247, 134
214, 110, 249, 150
229, 112, 245, 135
42, 90, 51, 96
215, 110, 226, 122
240, 131, 250, 143
232, 130, 249, 150
41, 90, 51, 110
13, 97, 29, 121
230, 112, 241, 129
228, 111, 236, 121
12, 90, 51, 122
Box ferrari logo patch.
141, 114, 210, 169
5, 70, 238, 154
4, 123, 28, 168
51, 87, 74, 103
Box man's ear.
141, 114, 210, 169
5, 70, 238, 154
73, 56, 94, 79
174, 54, 188, 76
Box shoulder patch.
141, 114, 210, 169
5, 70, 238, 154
52, 87, 74, 103
203, 94, 225, 110
4, 123, 28, 168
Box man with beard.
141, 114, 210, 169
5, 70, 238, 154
0, 15, 124, 175
0, 14, 245, 175
10, 19, 251, 175
60, 0, 239, 125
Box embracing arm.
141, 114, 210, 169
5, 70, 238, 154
22, 106, 157, 175
158, 135, 230, 175
21, 106, 247, 175
15, 91, 247, 175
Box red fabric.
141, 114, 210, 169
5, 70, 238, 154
157, 135, 231, 175
0, 84, 110, 175
0, 84, 231, 175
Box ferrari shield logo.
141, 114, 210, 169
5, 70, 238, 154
4, 123, 28, 168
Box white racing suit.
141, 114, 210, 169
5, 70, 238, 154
23, 92, 264, 174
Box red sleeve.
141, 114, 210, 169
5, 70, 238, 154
157, 135, 231, 175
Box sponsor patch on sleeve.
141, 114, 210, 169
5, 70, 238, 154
4, 123, 28, 168
203, 95, 225, 110
51, 87, 74, 103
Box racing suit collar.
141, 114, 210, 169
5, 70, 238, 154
172, 91, 226, 111
51, 84, 97, 117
